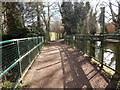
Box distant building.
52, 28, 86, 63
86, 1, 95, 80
107, 23, 115, 33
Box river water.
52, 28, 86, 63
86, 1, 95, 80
94, 41, 117, 70
84, 40, 117, 70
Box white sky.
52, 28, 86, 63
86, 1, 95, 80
90, 0, 119, 22
49, 0, 119, 23
4, 0, 118, 23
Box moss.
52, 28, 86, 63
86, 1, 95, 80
1, 81, 30, 90
1, 81, 14, 89
90, 58, 100, 67
117, 80, 120, 89
90, 58, 115, 79
17, 82, 29, 88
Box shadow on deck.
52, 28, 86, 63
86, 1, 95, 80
23, 39, 114, 89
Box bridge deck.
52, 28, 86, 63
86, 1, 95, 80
23, 40, 113, 88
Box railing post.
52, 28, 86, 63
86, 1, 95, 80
70, 36, 72, 46
81, 36, 83, 51
79, 36, 81, 51
100, 7, 105, 70
66, 36, 68, 45
73, 35, 75, 48
66, 36, 67, 45
68, 36, 70, 45
83, 35, 86, 53
64, 36, 66, 45
69, 36, 71, 46
72, 35, 73, 47
75, 35, 77, 49
27, 39, 31, 63
78, 36, 81, 51
100, 36, 104, 70
16, 41, 22, 78
115, 41, 120, 78
37, 37, 39, 53
40, 37, 42, 50
72, 35, 74, 47
111, 40, 120, 88
38, 37, 40, 51
76, 35, 79, 50
89, 35, 95, 58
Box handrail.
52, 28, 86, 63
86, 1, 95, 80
0, 36, 43, 44
0, 42, 43, 78
64, 35, 120, 74
0, 36, 44, 86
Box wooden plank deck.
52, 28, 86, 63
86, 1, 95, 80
23, 40, 113, 89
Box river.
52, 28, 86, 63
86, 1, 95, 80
94, 41, 117, 70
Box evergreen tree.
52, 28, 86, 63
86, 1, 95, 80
2, 2, 25, 39
60, 2, 74, 35
60, 1, 91, 35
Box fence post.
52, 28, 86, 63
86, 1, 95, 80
79, 36, 81, 51
16, 41, 22, 78
68, 36, 70, 45
70, 36, 71, 46
27, 39, 31, 63
83, 35, 87, 53
100, 7, 105, 70
75, 35, 77, 49
70, 35, 72, 46
73, 35, 74, 47
89, 35, 95, 58
40, 37, 43, 50
76, 35, 79, 50
37, 37, 39, 53
81, 36, 83, 52
38, 37, 40, 51
111, 40, 120, 88
78, 36, 81, 51
65, 36, 67, 45
115, 41, 120, 78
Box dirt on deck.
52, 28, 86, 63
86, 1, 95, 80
23, 39, 113, 89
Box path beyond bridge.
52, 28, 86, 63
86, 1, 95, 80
23, 40, 113, 89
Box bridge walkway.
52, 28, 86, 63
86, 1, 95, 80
23, 40, 113, 88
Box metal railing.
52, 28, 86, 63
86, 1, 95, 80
64, 34, 120, 74
0, 36, 44, 87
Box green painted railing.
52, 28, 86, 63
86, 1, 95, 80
64, 34, 120, 75
0, 36, 44, 87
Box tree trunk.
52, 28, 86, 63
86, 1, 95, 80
46, 30, 50, 42
36, 5, 41, 27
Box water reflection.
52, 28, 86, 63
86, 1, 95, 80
95, 41, 117, 70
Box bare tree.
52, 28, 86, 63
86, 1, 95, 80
87, 0, 101, 34
102, 0, 120, 33
40, 2, 59, 41
50, 21, 64, 33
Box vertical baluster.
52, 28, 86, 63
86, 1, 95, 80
27, 39, 31, 63
16, 41, 22, 79
100, 36, 104, 70
89, 35, 95, 58
115, 41, 120, 78
100, 7, 105, 70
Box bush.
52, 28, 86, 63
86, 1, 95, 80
2, 27, 29, 40
1, 81, 14, 89
29, 26, 45, 36
2, 26, 45, 41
